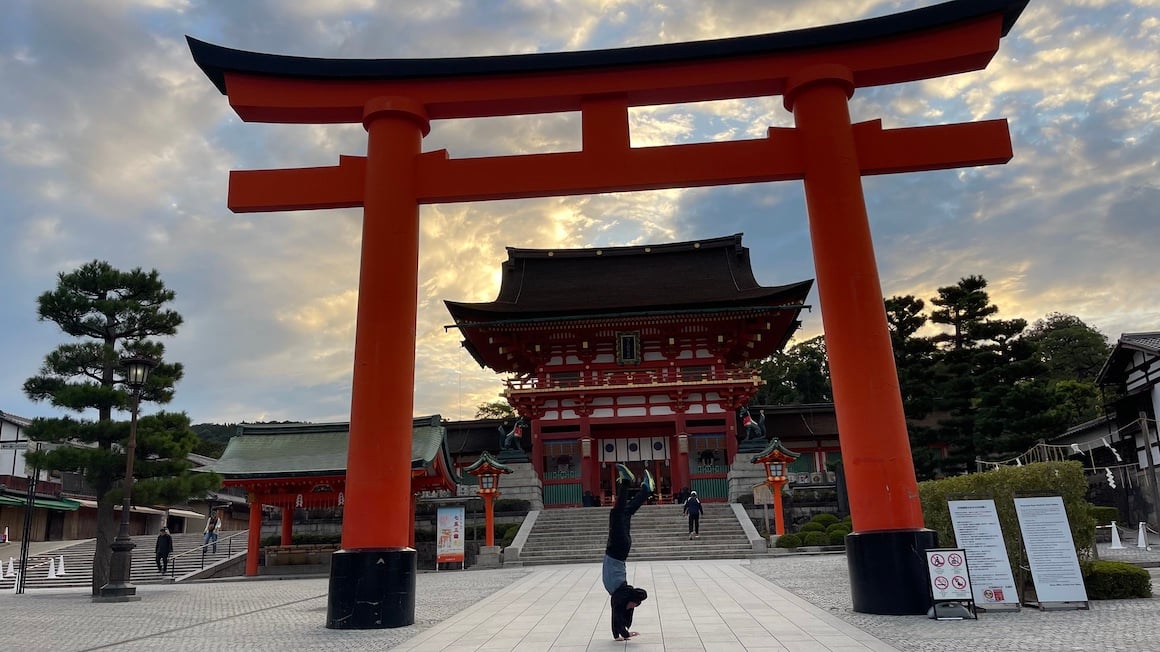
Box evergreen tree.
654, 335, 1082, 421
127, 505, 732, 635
752, 335, 832, 405
22, 260, 220, 595
475, 400, 517, 419
1024, 313, 1111, 382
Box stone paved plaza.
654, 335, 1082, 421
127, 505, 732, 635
2, 543, 1157, 651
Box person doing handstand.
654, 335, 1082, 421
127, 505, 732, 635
603, 463, 653, 641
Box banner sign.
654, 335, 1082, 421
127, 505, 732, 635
436, 505, 465, 564
925, 548, 973, 602
1013, 496, 1088, 604
948, 499, 1020, 608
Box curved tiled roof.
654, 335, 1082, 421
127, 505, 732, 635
445, 234, 812, 322
201, 416, 448, 479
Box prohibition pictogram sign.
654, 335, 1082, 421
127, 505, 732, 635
934, 576, 950, 590
930, 554, 945, 567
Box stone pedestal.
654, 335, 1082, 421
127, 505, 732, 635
727, 457, 768, 503
497, 461, 544, 512
475, 545, 502, 568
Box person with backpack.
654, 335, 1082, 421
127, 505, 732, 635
203, 509, 222, 553
683, 490, 703, 539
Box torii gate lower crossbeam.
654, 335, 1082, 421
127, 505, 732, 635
190, 0, 1029, 627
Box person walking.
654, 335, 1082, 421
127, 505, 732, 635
154, 526, 174, 574
683, 490, 703, 539
603, 463, 653, 641
203, 509, 222, 554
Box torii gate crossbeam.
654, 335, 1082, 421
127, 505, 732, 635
190, 0, 1029, 627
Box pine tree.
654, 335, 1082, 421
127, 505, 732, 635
22, 260, 220, 595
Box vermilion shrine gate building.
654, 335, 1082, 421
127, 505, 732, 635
446, 234, 810, 506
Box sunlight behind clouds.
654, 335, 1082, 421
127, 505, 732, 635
0, 0, 1157, 424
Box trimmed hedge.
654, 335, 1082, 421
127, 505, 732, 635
827, 531, 848, 546
1081, 561, 1152, 599
798, 522, 825, 533
260, 533, 341, 547
802, 531, 830, 546
811, 513, 840, 527
1090, 505, 1120, 526
919, 461, 1094, 585
775, 533, 802, 549
825, 523, 849, 535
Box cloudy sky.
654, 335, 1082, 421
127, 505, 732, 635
1, 1, 1157, 427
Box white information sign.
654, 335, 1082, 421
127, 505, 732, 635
948, 499, 1020, 608
925, 548, 973, 602
1013, 496, 1088, 604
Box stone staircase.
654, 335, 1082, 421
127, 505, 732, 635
0, 530, 245, 591
517, 503, 756, 566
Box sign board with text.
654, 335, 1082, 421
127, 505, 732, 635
436, 505, 465, 568
1013, 496, 1089, 608
948, 499, 1020, 610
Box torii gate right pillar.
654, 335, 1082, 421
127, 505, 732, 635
786, 66, 933, 615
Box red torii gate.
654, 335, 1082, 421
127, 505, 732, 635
190, 0, 1028, 626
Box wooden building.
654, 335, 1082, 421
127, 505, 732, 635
445, 234, 812, 506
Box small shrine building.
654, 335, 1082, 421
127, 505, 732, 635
202, 416, 456, 576
445, 234, 811, 506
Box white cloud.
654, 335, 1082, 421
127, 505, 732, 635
1, 0, 1157, 426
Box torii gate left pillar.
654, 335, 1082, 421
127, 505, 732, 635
189, 0, 1030, 627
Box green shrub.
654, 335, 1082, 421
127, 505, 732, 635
798, 522, 825, 533
1090, 505, 1120, 526
802, 531, 829, 546
775, 533, 802, 549
919, 461, 1094, 584
811, 513, 840, 527
500, 524, 522, 548
260, 533, 341, 547
826, 523, 850, 535
827, 531, 848, 546
1081, 561, 1152, 599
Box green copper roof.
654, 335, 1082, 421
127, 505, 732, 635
462, 450, 514, 475
202, 416, 446, 479
749, 438, 801, 464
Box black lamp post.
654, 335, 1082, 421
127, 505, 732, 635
96, 355, 157, 602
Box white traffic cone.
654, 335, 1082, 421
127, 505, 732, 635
1139, 522, 1151, 549
47, 557, 56, 579
57, 555, 66, 575
6, 558, 13, 577
10, 571, 18, 593
1110, 521, 1125, 549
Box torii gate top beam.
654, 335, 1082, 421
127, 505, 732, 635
189, 0, 1027, 124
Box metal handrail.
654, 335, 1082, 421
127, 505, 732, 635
167, 530, 247, 578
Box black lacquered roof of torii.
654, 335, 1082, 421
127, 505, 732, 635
444, 234, 813, 370
187, 0, 1027, 101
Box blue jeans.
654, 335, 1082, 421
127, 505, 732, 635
602, 555, 626, 594
204, 531, 218, 553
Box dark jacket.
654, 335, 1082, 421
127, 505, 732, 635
609, 584, 647, 639
683, 496, 703, 517
155, 532, 173, 557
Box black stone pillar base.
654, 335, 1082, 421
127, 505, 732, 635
326, 548, 416, 629
94, 536, 140, 603
846, 529, 938, 615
